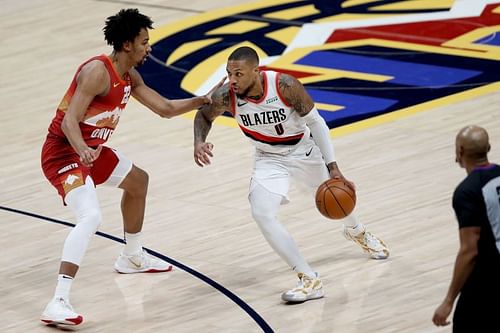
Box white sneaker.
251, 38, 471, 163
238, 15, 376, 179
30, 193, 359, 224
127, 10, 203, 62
40, 297, 83, 326
114, 249, 173, 274
343, 224, 389, 259
281, 273, 324, 303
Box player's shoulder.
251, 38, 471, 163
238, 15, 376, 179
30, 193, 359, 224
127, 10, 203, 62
276, 71, 300, 85
274, 71, 303, 96
79, 58, 108, 80
127, 67, 142, 85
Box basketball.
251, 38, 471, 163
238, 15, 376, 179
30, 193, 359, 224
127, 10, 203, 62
315, 178, 356, 219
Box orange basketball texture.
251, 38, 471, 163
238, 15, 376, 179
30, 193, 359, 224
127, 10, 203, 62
315, 179, 356, 219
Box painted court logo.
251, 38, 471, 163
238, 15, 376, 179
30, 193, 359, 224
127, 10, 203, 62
138, 0, 500, 133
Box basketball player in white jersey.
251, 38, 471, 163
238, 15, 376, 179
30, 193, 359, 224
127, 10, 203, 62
193, 46, 389, 303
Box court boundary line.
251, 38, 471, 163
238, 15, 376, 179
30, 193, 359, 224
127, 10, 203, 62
0, 205, 274, 333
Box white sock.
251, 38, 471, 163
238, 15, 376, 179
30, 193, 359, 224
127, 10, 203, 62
343, 214, 358, 228
54, 274, 73, 300
124, 232, 143, 255
344, 215, 365, 236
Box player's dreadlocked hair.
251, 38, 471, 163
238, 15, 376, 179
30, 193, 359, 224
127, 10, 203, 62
103, 8, 153, 51
228, 46, 259, 66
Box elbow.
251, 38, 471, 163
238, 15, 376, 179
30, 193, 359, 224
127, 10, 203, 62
158, 112, 173, 119
459, 246, 478, 263
157, 101, 176, 119
61, 116, 71, 136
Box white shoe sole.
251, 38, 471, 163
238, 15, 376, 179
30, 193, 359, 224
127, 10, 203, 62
114, 265, 173, 274
41, 315, 83, 326
281, 289, 325, 303
370, 250, 389, 260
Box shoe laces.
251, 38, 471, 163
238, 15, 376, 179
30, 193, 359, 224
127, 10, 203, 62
364, 232, 382, 249
296, 273, 314, 289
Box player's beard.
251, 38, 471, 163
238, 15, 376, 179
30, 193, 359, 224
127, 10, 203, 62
136, 54, 149, 67
237, 79, 257, 99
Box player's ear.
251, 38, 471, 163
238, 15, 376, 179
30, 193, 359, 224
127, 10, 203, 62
456, 146, 465, 164
123, 40, 132, 52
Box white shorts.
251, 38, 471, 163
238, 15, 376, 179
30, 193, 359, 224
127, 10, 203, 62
249, 136, 329, 204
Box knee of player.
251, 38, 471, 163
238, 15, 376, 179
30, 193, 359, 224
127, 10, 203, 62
250, 205, 274, 222
84, 207, 103, 229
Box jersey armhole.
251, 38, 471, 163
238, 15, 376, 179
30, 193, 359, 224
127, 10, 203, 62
275, 72, 292, 107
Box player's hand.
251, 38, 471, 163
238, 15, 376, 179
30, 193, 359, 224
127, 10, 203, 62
328, 165, 355, 191
432, 301, 452, 327
79, 145, 102, 167
194, 142, 214, 167
200, 77, 226, 105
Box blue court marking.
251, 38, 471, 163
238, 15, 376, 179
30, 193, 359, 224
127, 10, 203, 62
308, 88, 398, 123
296, 50, 482, 87
0, 205, 274, 333
476, 33, 500, 46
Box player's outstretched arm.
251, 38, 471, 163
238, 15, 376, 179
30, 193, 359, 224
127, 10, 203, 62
193, 84, 231, 167
130, 69, 224, 118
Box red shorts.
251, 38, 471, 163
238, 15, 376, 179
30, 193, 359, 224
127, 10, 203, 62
41, 134, 130, 201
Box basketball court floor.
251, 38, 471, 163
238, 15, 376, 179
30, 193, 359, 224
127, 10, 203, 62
1, 0, 499, 332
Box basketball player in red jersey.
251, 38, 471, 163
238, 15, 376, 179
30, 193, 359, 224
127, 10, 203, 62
40, 9, 223, 326
193, 46, 389, 303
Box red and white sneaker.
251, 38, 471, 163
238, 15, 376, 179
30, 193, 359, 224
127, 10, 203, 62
40, 297, 83, 326
114, 249, 173, 274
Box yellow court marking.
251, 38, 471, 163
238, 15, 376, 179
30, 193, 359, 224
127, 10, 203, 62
263, 4, 320, 20
180, 42, 268, 93
316, 103, 344, 112
270, 38, 500, 64
331, 82, 500, 137
149, 0, 302, 44
167, 38, 222, 66
342, 0, 386, 8
371, 0, 454, 11
314, 13, 400, 23
443, 25, 500, 54
265, 26, 301, 45
206, 20, 268, 35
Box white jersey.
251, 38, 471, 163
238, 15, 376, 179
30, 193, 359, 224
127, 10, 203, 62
229, 71, 310, 154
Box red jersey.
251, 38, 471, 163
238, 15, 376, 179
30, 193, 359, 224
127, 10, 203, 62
47, 54, 132, 146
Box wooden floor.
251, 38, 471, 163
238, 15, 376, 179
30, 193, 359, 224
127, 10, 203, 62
1, 1, 500, 332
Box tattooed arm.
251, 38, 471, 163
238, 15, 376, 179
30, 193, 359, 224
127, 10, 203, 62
278, 74, 349, 182
193, 83, 231, 167
278, 73, 315, 116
